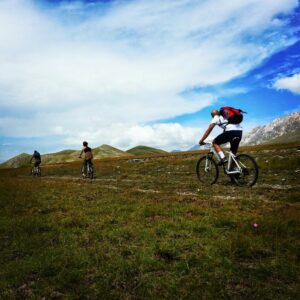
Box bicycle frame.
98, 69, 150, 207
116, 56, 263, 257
82, 161, 93, 175
224, 151, 242, 175
206, 144, 242, 175
86, 164, 90, 174
32, 164, 41, 175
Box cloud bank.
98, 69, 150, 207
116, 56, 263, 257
64, 122, 207, 151
0, 0, 298, 153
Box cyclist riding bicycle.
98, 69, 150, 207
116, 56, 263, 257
199, 108, 243, 165
30, 150, 41, 167
79, 141, 93, 175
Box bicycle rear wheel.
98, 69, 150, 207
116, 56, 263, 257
196, 156, 219, 185
88, 164, 94, 179
231, 154, 258, 187
32, 167, 38, 176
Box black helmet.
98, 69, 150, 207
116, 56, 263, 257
83, 141, 88, 146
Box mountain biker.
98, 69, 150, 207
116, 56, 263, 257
30, 150, 41, 167
199, 109, 243, 165
79, 141, 93, 175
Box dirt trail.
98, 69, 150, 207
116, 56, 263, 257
20, 174, 300, 190
19, 175, 201, 196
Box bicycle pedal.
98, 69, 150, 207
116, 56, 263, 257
218, 159, 228, 166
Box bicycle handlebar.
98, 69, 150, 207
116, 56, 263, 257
199, 142, 212, 147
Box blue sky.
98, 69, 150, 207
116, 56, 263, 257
0, 0, 299, 161
164, 40, 300, 126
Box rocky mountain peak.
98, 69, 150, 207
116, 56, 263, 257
242, 112, 300, 145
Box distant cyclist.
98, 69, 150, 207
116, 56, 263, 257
199, 107, 244, 165
30, 150, 41, 167
79, 141, 93, 175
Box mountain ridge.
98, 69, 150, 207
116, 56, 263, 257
242, 112, 300, 145
1, 144, 165, 168
2, 112, 299, 168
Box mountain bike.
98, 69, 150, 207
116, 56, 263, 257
196, 143, 258, 186
81, 161, 94, 179
31, 164, 41, 177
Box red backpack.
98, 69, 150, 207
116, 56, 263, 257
220, 107, 246, 124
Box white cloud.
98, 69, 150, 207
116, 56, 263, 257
63, 122, 210, 151
0, 0, 298, 151
273, 73, 300, 95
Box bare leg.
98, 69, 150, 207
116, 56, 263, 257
212, 140, 226, 162
212, 140, 222, 153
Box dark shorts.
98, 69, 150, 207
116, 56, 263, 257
34, 161, 41, 167
214, 130, 242, 154
84, 159, 93, 166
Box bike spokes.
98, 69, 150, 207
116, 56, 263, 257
196, 156, 219, 185
82, 163, 94, 179
231, 154, 258, 186
32, 166, 41, 177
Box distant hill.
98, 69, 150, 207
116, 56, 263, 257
1, 144, 130, 168
242, 112, 300, 145
126, 145, 167, 156
93, 144, 131, 159
42, 150, 79, 164
188, 145, 200, 151
1, 153, 32, 168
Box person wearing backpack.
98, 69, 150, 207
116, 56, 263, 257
30, 150, 41, 167
199, 107, 244, 165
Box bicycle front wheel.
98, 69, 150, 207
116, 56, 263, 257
81, 165, 87, 178
196, 156, 219, 185
231, 154, 258, 187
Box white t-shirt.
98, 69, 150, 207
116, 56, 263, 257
210, 115, 242, 131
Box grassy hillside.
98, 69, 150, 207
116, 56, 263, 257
0, 143, 299, 299
126, 145, 167, 156
42, 150, 79, 164
1, 145, 131, 168
93, 144, 131, 159
0, 153, 31, 168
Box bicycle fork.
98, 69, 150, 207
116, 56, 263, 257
205, 152, 214, 172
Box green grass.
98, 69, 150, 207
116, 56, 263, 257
0, 143, 299, 299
